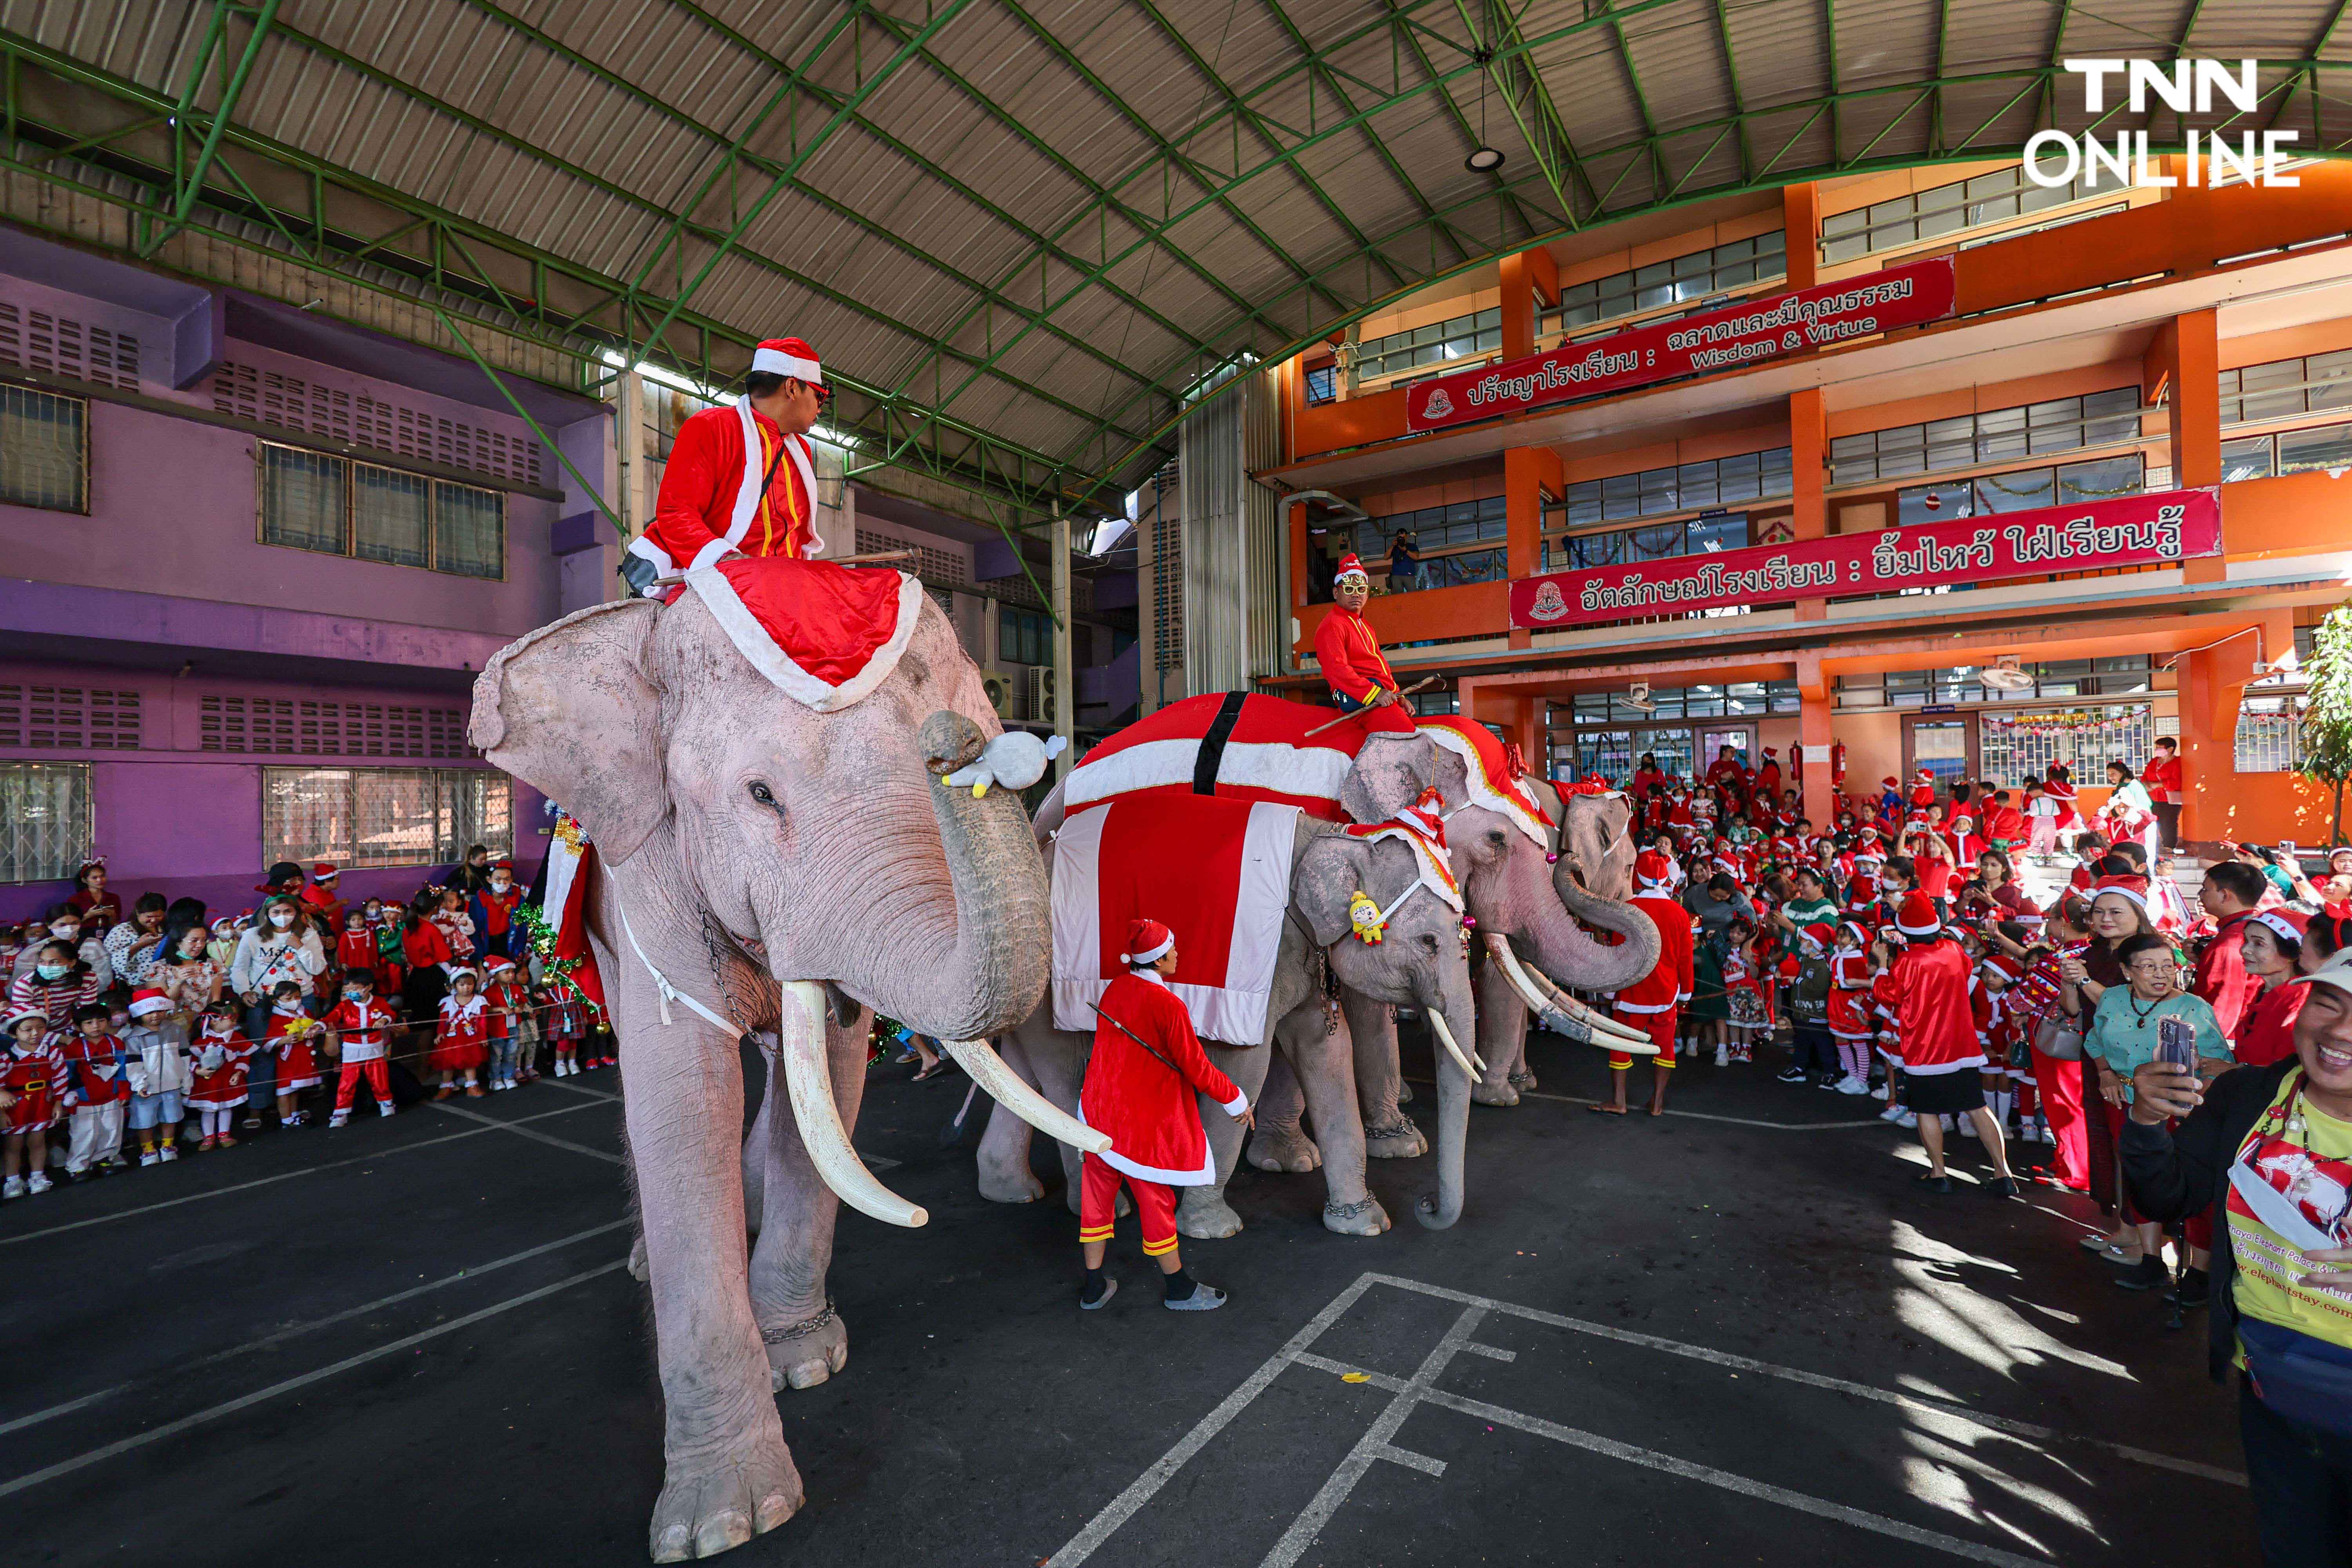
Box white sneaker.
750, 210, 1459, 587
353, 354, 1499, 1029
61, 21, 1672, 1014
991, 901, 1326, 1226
138, 1149, 160, 1167
378, 1101, 396, 1117
158, 1144, 178, 1161
1869, 1085, 1890, 1101
2, 1174, 22, 1198
1880, 1103, 1907, 1122
1838, 1076, 1869, 1096
329, 1111, 350, 1127
1896, 1111, 1918, 1129
26, 1171, 51, 1194
1713, 1045, 1728, 1067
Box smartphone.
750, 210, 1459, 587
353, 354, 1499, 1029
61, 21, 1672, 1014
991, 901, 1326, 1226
2156, 1016, 2196, 1074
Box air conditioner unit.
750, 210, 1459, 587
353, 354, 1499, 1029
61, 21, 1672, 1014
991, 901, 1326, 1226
1625, 680, 1656, 714
1026, 664, 1058, 721
1977, 659, 2036, 692
978, 670, 1017, 719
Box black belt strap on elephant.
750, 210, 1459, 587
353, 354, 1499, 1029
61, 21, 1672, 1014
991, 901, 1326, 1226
1191, 690, 1250, 795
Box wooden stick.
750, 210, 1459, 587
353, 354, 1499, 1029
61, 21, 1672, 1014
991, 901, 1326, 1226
1300, 676, 1437, 739
647, 548, 915, 587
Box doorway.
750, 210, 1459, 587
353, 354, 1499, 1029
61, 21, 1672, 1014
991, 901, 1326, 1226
1902, 715, 1977, 795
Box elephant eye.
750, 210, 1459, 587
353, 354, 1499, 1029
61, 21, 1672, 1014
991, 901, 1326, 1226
748, 781, 778, 809
1487, 831, 1507, 848
1419, 933, 1440, 954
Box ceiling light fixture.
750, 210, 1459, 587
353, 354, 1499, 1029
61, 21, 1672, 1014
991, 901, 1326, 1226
1466, 48, 1506, 173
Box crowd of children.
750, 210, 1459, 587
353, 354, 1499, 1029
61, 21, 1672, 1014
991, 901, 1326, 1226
1592, 740, 2330, 1303
0, 855, 609, 1200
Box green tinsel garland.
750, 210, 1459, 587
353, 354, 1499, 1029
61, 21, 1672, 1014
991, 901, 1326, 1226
517, 898, 606, 1026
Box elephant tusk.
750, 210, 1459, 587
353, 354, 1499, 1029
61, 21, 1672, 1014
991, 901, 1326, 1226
776, 982, 928, 1228
940, 1038, 1111, 1154
1482, 934, 1657, 1051
1427, 1008, 1480, 1080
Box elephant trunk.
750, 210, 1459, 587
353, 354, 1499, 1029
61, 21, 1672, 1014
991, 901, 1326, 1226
1413, 987, 1477, 1230
884, 711, 1053, 1042
1530, 860, 1662, 997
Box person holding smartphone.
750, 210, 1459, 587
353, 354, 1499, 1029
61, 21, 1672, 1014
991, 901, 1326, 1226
2084, 931, 2236, 1294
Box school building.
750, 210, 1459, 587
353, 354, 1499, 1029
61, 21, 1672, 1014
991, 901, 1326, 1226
1264, 157, 2352, 847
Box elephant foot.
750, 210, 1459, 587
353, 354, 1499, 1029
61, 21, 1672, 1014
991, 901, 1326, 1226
762, 1302, 848, 1392
628, 1234, 650, 1283
1364, 1117, 1427, 1160
1472, 1080, 1521, 1107
649, 1431, 802, 1562
1176, 1191, 1243, 1240
1247, 1127, 1322, 1174
1321, 1195, 1392, 1236
1510, 1068, 1537, 1092
976, 1164, 1046, 1204
1395, 1080, 1413, 1105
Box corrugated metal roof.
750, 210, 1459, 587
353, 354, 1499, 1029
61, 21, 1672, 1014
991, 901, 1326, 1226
5, 0, 2345, 506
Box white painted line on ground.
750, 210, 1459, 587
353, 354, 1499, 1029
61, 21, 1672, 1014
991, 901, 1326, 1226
0, 1258, 628, 1501
0, 1218, 634, 1438
536, 1076, 622, 1102
427, 1100, 625, 1163
1404, 1076, 1886, 1131
1372, 1443, 1446, 1478
0, 1103, 606, 1248
1360, 1273, 2245, 1488
1043, 1275, 1379, 1568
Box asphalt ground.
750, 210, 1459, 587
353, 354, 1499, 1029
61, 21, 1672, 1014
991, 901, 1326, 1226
2, 1030, 2256, 1568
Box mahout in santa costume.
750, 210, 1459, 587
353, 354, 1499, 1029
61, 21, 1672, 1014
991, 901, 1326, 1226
1076, 918, 1253, 1311
1313, 552, 1417, 736
186, 1000, 255, 1149
1591, 851, 1693, 1116
325, 967, 399, 1125
1, 1004, 62, 1196
432, 967, 490, 1100
625, 336, 830, 593
1889, 893, 2016, 1193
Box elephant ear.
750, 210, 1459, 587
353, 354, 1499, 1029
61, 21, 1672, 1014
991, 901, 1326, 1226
471, 599, 669, 865
1426, 744, 1471, 809
1296, 833, 1375, 949
1339, 733, 1439, 824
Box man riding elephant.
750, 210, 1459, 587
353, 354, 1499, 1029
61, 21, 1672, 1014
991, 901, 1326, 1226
1314, 552, 1417, 735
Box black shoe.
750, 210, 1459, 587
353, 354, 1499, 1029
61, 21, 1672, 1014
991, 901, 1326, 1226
1775, 1067, 1807, 1084
2114, 1256, 2171, 1292
2174, 1266, 2210, 1307
1985, 1176, 2019, 1198
1913, 1171, 1954, 1194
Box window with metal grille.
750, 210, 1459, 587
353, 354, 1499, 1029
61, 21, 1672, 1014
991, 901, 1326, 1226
999, 607, 1051, 667
1977, 704, 2154, 783
1543, 233, 1786, 336
2221, 421, 2352, 483
262, 766, 512, 869
2237, 694, 2306, 773
1150, 504, 1183, 674
1355, 308, 1502, 383
2218, 348, 2352, 426
257, 443, 505, 578
0, 384, 88, 512
1544, 512, 1751, 573
1836, 658, 2150, 709
1568, 682, 1798, 723
1894, 453, 2145, 525
1819, 165, 2125, 263
1549, 448, 1793, 532
1304, 364, 1336, 405
1831, 389, 2145, 487
0, 762, 91, 883
854, 527, 968, 587
0, 683, 141, 748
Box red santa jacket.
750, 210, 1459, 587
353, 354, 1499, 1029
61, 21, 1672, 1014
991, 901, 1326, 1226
631, 398, 820, 579
1828, 952, 1874, 1037
325, 997, 398, 1065
1078, 970, 1247, 1186
2192, 911, 2263, 1039
58, 1029, 131, 1105
1313, 604, 1399, 704
1891, 938, 1984, 1074
2142, 751, 2182, 805
0, 1038, 63, 1131
1613, 895, 1695, 1016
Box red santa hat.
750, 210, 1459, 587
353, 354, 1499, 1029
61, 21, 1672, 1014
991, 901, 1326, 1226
1762, 748, 1777, 758
312, 862, 339, 882
1122, 917, 1175, 967
485, 954, 516, 974
1797, 922, 1833, 955
2251, 907, 2312, 946
2087, 873, 2151, 918
1894, 891, 1943, 939
2, 1004, 47, 1034
686, 555, 926, 713
1882, 776, 1898, 789
1633, 850, 1675, 891
1980, 952, 2025, 984
1914, 768, 1934, 782
1334, 552, 1370, 583
750, 336, 824, 387
128, 985, 171, 1019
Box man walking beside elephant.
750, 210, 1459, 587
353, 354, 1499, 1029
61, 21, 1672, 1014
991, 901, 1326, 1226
1080, 919, 1254, 1311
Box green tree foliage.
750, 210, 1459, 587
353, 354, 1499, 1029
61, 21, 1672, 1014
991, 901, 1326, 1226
2297, 604, 2352, 846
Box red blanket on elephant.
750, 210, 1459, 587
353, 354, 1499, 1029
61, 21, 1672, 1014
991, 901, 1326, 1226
1065, 693, 1552, 846
1051, 793, 1300, 1048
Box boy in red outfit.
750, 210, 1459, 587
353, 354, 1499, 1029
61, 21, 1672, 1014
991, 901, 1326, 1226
324, 968, 399, 1125
58, 1002, 130, 1178
1077, 918, 1254, 1311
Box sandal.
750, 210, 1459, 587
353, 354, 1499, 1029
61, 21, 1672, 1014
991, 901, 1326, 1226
911, 1062, 950, 1082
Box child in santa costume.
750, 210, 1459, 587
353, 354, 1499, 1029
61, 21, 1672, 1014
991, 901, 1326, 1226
468, 858, 525, 962
300, 862, 345, 931
546, 982, 591, 1077
334, 906, 379, 991
433, 968, 490, 1099
1, 1005, 62, 1196
58, 1001, 130, 1178
1075, 918, 1253, 1312
261, 980, 326, 1127
1592, 851, 1693, 1116
187, 1000, 254, 1149
431, 886, 476, 964
626, 336, 830, 593
123, 985, 191, 1165
482, 954, 527, 1091
1312, 554, 1417, 736
324, 968, 399, 1125
1888, 893, 2016, 1194
1826, 921, 1877, 1095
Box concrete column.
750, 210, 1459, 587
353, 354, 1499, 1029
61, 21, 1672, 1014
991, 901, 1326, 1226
1782, 182, 1820, 290
1789, 387, 1828, 623
1052, 506, 1073, 778
2147, 310, 2224, 584
1512, 695, 1545, 779
1499, 246, 1559, 359
2178, 612, 2288, 844
1797, 653, 1833, 818
1504, 446, 1562, 651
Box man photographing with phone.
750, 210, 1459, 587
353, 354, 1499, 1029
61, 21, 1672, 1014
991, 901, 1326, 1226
2125, 948, 2352, 1567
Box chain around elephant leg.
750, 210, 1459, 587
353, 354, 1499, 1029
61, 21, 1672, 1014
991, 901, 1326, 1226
761, 1299, 848, 1392
1364, 1112, 1427, 1160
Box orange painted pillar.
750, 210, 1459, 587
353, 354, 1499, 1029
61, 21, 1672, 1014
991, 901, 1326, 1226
2179, 612, 2288, 845
1796, 653, 1833, 820
1512, 695, 1544, 778
1782, 182, 1820, 290
1504, 446, 1563, 651
1789, 387, 1828, 622
2147, 310, 2224, 584
1499, 246, 1559, 360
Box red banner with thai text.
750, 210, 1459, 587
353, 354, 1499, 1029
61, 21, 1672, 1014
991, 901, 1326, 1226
1404, 257, 1958, 433
1507, 489, 2223, 631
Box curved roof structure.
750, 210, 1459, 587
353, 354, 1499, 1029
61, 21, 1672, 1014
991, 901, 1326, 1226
5, 0, 2347, 517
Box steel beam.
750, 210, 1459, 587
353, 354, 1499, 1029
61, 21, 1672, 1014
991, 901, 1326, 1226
142, 0, 281, 257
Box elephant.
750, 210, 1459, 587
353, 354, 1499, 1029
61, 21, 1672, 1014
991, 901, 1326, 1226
471, 583, 1091, 1563
977, 738, 1483, 1236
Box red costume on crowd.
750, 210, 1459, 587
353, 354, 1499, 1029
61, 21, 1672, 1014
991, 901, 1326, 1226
1611, 856, 1695, 1070
2192, 909, 2263, 1040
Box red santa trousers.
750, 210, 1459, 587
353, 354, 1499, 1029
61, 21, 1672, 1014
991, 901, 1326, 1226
1609, 1007, 1678, 1071
1078, 1152, 1179, 1258
334, 1059, 391, 1112
2027, 1045, 2089, 1190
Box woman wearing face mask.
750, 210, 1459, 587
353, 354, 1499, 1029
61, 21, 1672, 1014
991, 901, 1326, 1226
6, 939, 102, 1031
159, 920, 225, 1018
102, 893, 171, 988
229, 897, 325, 1131
13, 907, 113, 992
